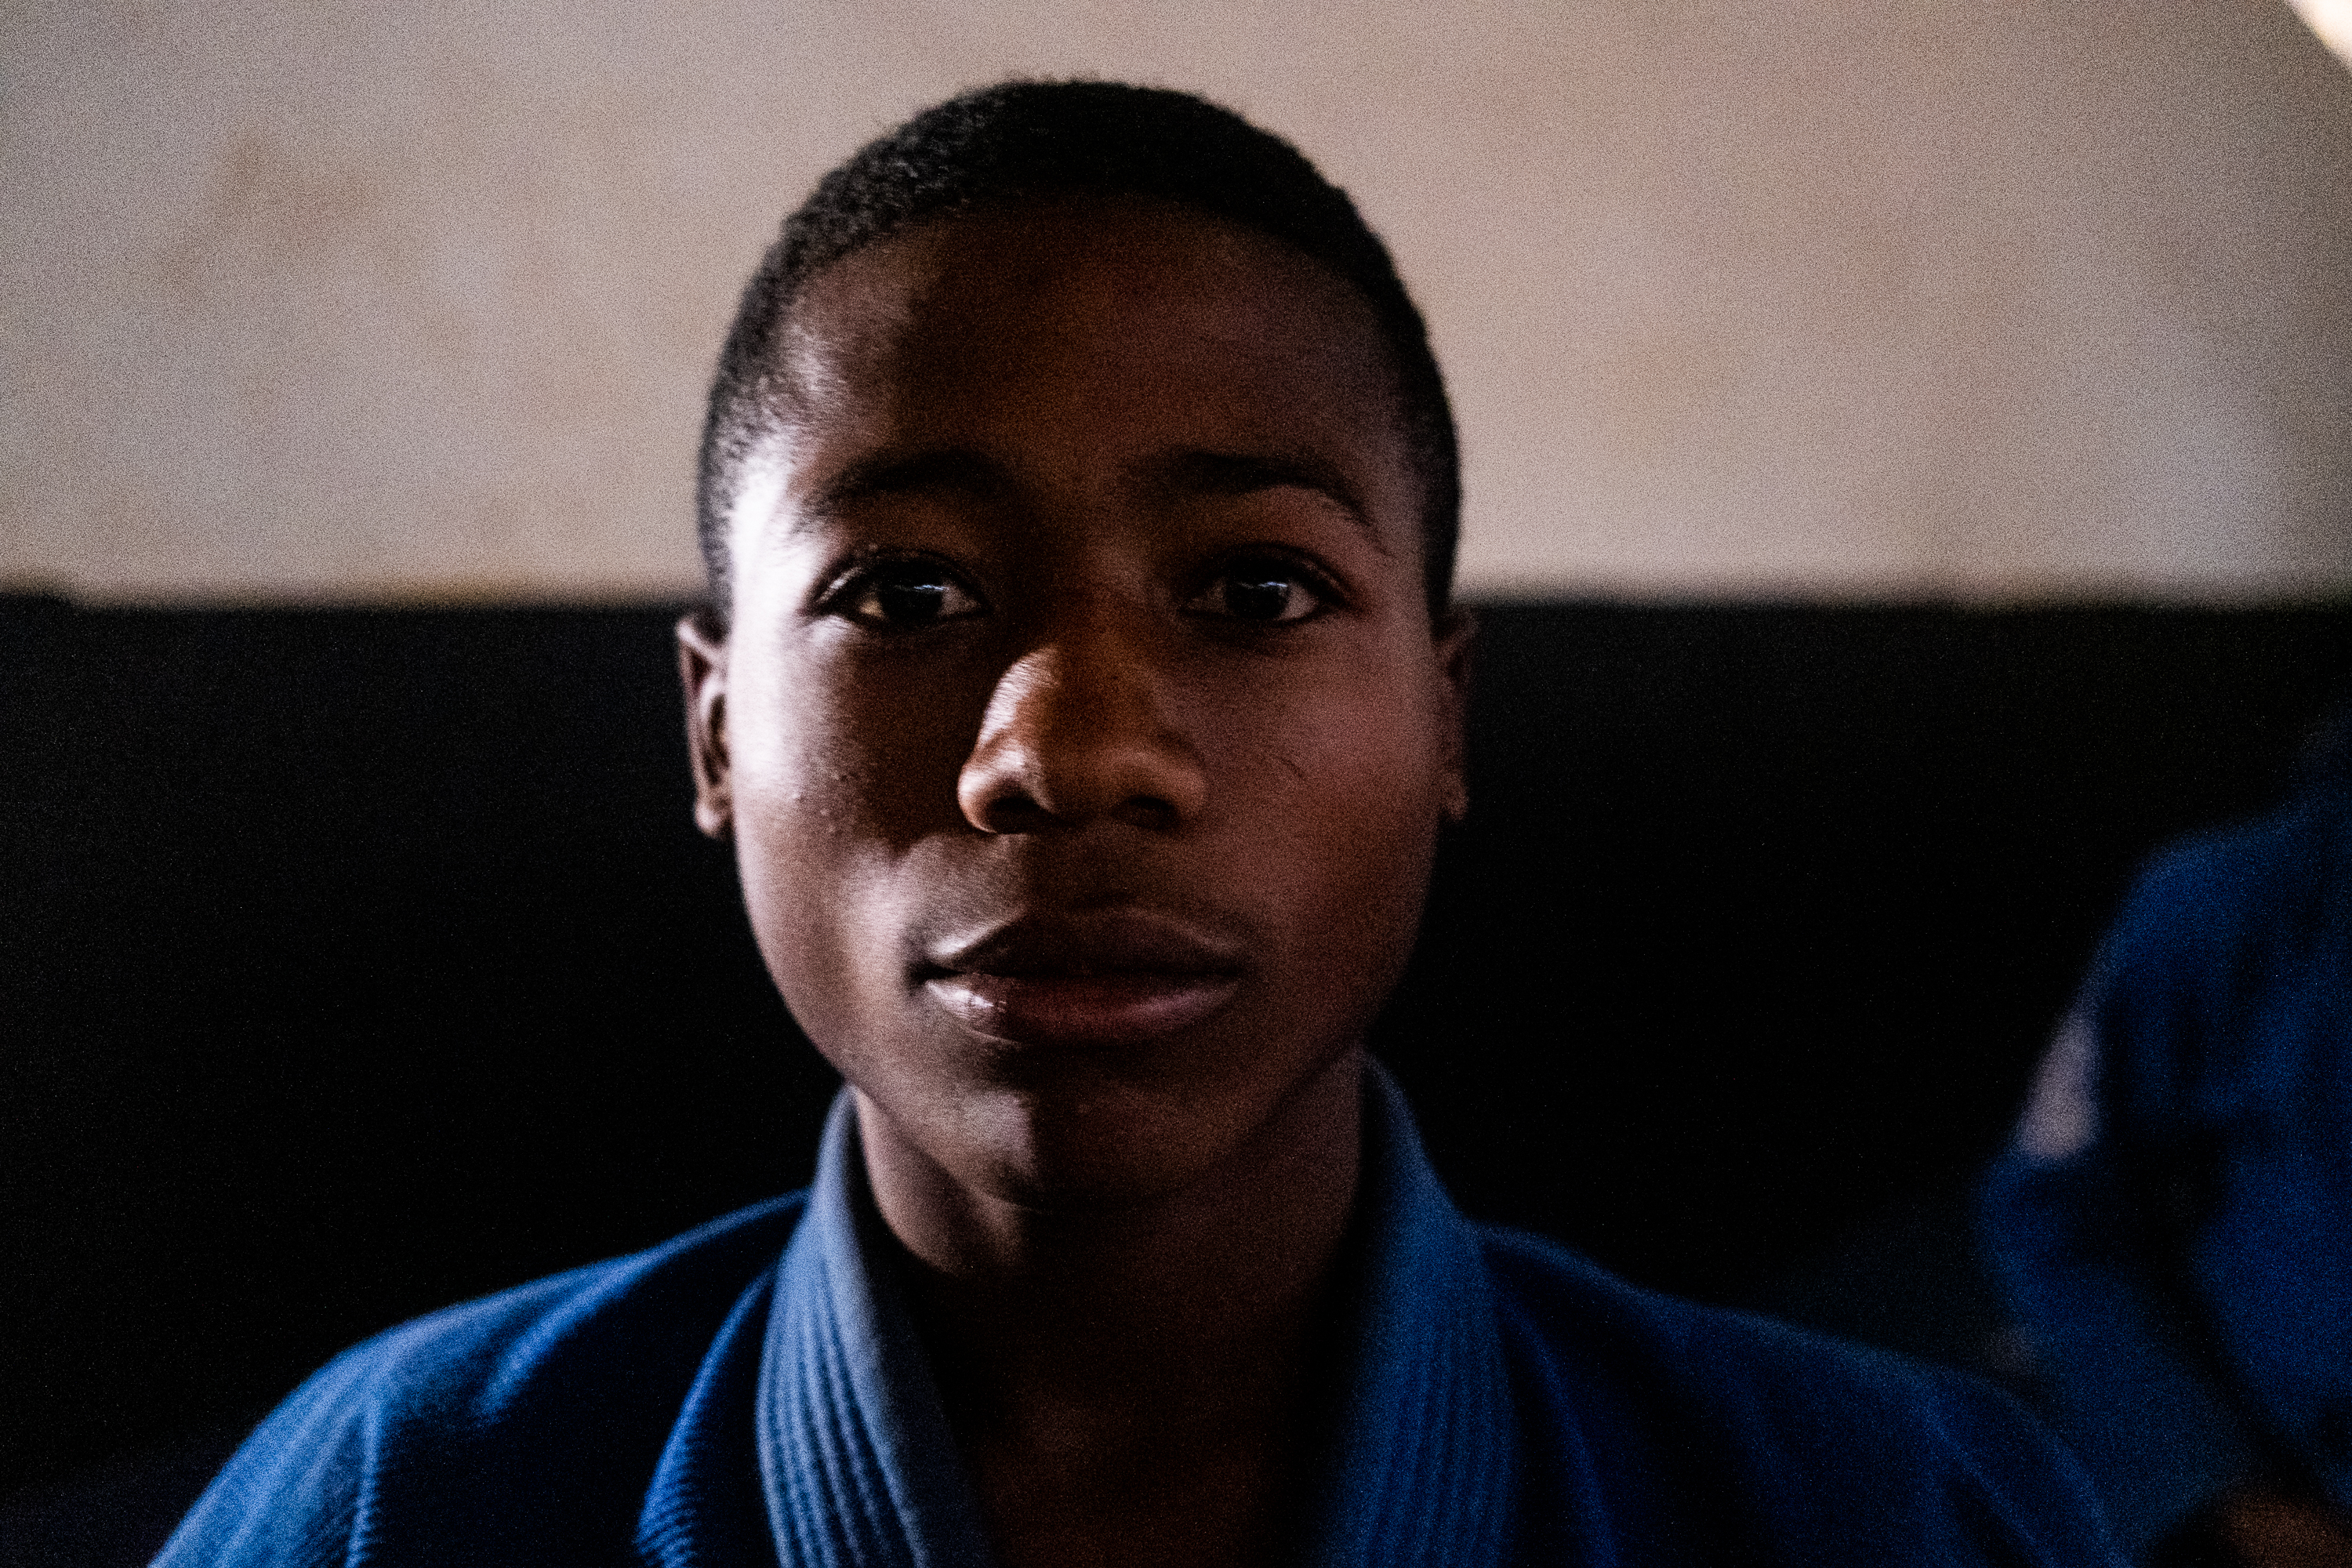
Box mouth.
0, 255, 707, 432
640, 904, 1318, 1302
919, 909, 1247, 1048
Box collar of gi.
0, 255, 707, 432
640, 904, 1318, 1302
755, 1063, 1521, 1568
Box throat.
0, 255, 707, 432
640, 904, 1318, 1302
868, 1048, 1368, 1567
898, 1215, 1348, 1568
949, 1344, 1328, 1568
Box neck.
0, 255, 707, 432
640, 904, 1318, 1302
853, 1048, 1366, 1566
860, 1047, 1363, 1406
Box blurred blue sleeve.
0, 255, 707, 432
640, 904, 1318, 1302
1980, 1033, 2255, 1559
1978, 825, 2288, 1559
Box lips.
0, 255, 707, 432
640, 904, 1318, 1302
920, 909, 1247, 1047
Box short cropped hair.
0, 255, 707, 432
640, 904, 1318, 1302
695, 80, 1460, 627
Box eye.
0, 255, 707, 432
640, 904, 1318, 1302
1188, 554, 1335, 626
822, 557, 985, 630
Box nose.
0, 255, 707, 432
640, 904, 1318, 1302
957, 620, 1208, 833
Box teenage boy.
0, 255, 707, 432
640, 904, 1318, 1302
161, 82, 2120, 1568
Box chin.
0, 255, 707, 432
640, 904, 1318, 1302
973, 1035, 1367, 1213
956, 1073, 1289, 1212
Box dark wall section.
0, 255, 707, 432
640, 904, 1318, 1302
5, 596, 2350, 1504
2, 601, 837, 1509
1385, 604, 2350, 1298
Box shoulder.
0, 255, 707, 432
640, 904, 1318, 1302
1479, 1227, 2120, 1566
343, 1189, 807, 1403
299, 1189, 808, 1432
2108, 804, 2339, 976
2088, 800, 2351, 1100
155, 1192, 808, 1568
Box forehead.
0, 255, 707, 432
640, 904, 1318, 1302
758, 196, 1414, 507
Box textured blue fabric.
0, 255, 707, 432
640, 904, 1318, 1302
1981, 786, 2352, 1555
742, 1076, 1517, 1568
1301, 1069, 1518, 1568
159, 1069, 2120, 1566
757, 1095, 997, 1568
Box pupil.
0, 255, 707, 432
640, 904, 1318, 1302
1226, 576, 1290, 621
875, 577, 947, 623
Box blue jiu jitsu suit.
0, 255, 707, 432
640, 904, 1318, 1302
165, 1069, 2118, 1566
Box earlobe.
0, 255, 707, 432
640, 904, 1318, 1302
1434, 607, 1475, 824
676, 611, 734, 840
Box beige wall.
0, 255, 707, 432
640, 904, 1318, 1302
5, 0, 2350, 604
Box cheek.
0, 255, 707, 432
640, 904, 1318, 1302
1269, 645, 1448, 822
730, 641, 971, 856
723, 654, 880, 1007
724, 644, 983, 1047
731, 761, 924, 1094
1232, 659, 1448, 982
727, 720, 855, 1015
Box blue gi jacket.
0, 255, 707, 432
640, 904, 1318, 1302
162, 1069, 2118, 1566
1981, 783, 2352, 1555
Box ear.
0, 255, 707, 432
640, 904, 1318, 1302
677, 610, 733, 840
1432, 606, 1475, 823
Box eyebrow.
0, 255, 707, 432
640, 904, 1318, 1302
1139, 449, 1388, 551
800, 448, 1004, 523
795, 444, 1387, 551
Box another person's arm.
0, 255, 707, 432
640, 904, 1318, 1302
1983, 816, 2352, 1566
1983, 996, 2258, 1559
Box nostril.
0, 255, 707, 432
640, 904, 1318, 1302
967, 787, 1054, 836
958, 736, 1196, 833
956, 644, 1208, 832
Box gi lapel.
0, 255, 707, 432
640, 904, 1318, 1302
744, 1069, 1519, 1568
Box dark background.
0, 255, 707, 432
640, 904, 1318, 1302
6, 594, 2350, 1556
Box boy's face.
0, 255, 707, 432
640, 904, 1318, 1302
681, 197, 1468, 1209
